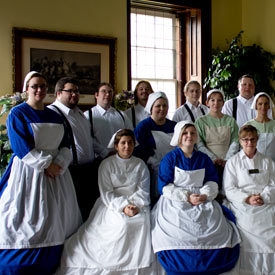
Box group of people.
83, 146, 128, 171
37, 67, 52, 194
0, 71, 274, 275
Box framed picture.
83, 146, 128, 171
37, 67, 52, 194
13, 27, 116, 105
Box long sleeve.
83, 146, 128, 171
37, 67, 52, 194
200, 181, 218, 201
223, 157, 250, 203
261, 160, 275, 204
7, 109, 52, 171
128, 161, 150, 209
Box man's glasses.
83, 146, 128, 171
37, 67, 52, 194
62, 89, 80, 95
29, 84, 48, 90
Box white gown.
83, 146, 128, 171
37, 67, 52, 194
56, 154, 161, 275
223, 150, 275, 274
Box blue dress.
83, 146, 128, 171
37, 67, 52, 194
134, 116, 176, 162
151, 147, 240, 275
0, 102, 82, 274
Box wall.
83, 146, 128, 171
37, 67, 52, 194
0, 0, 128, 96
211, 0, 242, 50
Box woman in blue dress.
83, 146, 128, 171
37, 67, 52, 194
151, 120, 240, 275
134, 92, 176, 205
0, 71, 82, 274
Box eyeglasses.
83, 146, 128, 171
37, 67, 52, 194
62, 89, 80, 95
29, 84, 48, 90
240, 138, 257, 143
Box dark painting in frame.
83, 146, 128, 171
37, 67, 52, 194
13, 27, 116, 105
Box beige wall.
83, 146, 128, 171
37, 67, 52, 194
212, 0, 275, 54
211, 0, 242, 49
0, 0, 127, 95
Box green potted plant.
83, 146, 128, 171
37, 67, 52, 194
204, 31, 275, 100
0, 92, 28, 177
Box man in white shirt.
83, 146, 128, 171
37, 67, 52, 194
222, 74, 272, 128
172, 80, 209, 122
84, 83, 133, 153
49, 77, 106, 221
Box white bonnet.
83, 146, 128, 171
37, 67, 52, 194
206, 89, 225, 100
170, 120, 195, 146
251, 92, 274, 110
144, 91, 168, 114
22, 71, 40, 92
107, 129, 138, 148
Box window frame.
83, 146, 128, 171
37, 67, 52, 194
127, 0, 211, 105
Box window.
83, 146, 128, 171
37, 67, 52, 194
128, 0, 212, 117
131, 8, 178, 117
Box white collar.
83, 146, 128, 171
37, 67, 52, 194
53, 99, 79, 115
237, 95, 254, 104
186, 100, 201, 109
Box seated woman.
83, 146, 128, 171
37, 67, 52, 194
223, 124, 275, 275
245, 92, 275, 162
195, 89, 239, 186
173, 80, 209, 123
134, 92, 176, 204
152, 121, 240, 275
56, 129, 160, 275
124, 80, 154, 128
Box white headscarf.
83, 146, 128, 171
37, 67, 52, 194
107, 129, 138, 148
251, 92, 274, 110
144, 91, 168, 114
170, 120, 195, 146
206, 89, 225, 101
22, 71, 40, 92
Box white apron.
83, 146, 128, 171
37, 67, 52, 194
227, 167, 275, 253
152, 167, 240, 253
147, 131, 175, 201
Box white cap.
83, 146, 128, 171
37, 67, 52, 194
107, 129, 138, 148
206, 89, 225, 100
251, 92, 274, 110
170, 120, 195, 146
144, 91, 168, 114
22, 71, 40, 92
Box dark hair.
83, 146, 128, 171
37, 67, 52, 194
55, 77, 79, 95
114, 129, 136, 146
238, 74, 255, 85
95, 82, 113, 95
256, 94, 270, 107
239, 125, 258, 139
26, 73, 47, 87
134, 80, 153, 104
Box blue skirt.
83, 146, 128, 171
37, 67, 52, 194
0, 245, 63, 275
157, 245, 240, 275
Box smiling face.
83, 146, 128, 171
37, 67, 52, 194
95, 85, 113, 110
185, 83, 201, 106
207, 92, 224, 114
239, 132, 258, 157
115, 135, 135, 159
151, 98, 168, 123
57, 82, 79, 109
238, 77, 255, 100
256, 95, 270, 115
26, 76, 47, 105
136, 82, 153, 106
179, 125, 198, 148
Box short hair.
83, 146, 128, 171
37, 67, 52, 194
114, 129, 136, 146
239, 125, 258, 139
134, 80, 154, 104
96, 82, 113, 95
26, 73, 47, 87
55, 77, 79, 96
183, 80, 201, 93
238, 74, 255, 85
178, 124, 197, 146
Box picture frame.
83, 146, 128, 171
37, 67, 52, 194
13, 27, 116, 105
